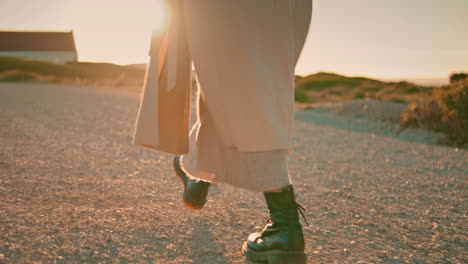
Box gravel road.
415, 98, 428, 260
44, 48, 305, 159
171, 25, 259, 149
0, 82, 466, 263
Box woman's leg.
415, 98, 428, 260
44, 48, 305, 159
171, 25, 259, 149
179, 0, 312, 262
243, 185, 307, 264
173, 79, 213, 210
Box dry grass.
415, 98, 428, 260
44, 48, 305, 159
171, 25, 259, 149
0, 57, 145, 93
2, 57, 465, 146
1, 59, 436, 105
295, 72, 434, 104
401, 79, 468, 147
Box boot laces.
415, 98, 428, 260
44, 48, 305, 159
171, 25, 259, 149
267, 200, 309, 227
295, 201, 309, 227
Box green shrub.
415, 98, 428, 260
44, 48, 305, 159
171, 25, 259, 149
294, 89, 309, 102
401, 99, 444, 129
328, 89, 343, 95
353, 92, 365, 99
450, 72, 468, 83
401, 79, 468, 146
0, 71, 38, 82
437, 80, 468, 145
437, 80, 468, 119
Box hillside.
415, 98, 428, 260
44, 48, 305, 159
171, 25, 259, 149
1, 58, 435, 103
295, 72, 434, 104
0, 57, 145, 92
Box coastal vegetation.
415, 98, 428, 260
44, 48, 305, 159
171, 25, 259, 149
1, 57, 466, 146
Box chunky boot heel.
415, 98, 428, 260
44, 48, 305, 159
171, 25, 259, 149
243, 186, 308, 264
267, 253, 306, 264
173, 156, 210, 210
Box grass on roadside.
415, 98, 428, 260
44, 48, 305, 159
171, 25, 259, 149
294, 72, 434, 105
401, 77, 468, 147
0, 57, 145, 92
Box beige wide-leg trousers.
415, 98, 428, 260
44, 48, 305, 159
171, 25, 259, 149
179, 0, 312, 192
181, 80, 292, 192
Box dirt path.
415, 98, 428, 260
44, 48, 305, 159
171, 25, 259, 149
0, 83, 466, 263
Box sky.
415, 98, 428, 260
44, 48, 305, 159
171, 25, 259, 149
1, 0, 467, 82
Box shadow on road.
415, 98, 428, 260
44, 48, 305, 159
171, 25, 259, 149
187, 217, 231, 263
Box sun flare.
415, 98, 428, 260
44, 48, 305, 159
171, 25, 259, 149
152, 0, 169, 35
65, 0, 170, 65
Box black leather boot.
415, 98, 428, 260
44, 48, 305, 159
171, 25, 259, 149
173, 156, 211, 210
242, 185, 307, 264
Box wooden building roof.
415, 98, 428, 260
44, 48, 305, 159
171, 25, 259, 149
0, 31, 77, 52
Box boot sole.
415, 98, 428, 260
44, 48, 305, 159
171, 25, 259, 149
242, 242, 307, 264
173, 156, 206, 210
